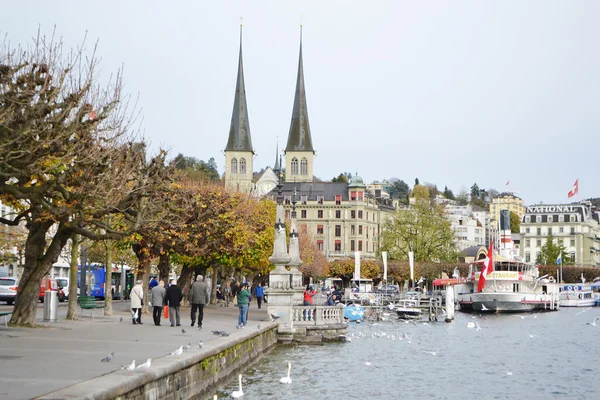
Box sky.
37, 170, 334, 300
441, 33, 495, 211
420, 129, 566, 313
3, 1, 599, 206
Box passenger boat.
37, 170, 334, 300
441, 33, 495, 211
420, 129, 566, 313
559, 284, 597, 307
455, 227, 559, 313
395, 299, 422, 319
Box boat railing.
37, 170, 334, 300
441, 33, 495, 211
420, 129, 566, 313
291, 305, 345, 326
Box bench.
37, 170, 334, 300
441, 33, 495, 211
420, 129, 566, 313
0, 311, 12, 328
77, 296, 104, 318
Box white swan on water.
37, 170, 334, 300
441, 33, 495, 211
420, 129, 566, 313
231, 374, 244, 398
279, 362, 292, 384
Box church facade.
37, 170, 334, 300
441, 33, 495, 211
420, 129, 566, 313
223, 28, 396, 261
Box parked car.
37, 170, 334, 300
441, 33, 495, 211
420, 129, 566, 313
0, 277, 18, 305
55, 277, 69, 300
39, 276, 66, 303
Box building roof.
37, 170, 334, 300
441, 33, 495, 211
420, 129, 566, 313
285, 30, 314, 153
274, 182, 350, 201
224, 26, 254, 153
348, 174, 366, 188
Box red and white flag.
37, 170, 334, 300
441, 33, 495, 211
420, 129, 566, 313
567, 179, 578, 198
478, 242, 494, 293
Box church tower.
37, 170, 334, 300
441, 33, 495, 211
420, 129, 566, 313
224, 25, 254, 193
284, 27, 315, 183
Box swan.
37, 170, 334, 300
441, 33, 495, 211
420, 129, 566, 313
231, 374, 244, 398
467, 322, 475, 328
279, 362, 292, 384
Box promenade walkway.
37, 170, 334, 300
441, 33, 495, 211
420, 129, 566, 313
0, 301, 271, 400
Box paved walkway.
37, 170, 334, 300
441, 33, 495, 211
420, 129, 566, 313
0, 301, 271, 400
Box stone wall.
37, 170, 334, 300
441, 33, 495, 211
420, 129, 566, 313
37, 325, 278, 400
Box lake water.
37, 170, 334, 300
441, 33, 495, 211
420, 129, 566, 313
212, 308, 600, 400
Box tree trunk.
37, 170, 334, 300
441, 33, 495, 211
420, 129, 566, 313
178, 264, 194, 307
139, 256, 151, 314
158, 253, 170, 283
210, 268, 218, 305
10, 220, 70, 327
66, 235, 81, 320
104, 245, 113, 316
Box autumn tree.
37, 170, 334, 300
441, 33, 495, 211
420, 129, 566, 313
298, 230, 329, 280
0, 34, 173, 326
328, 258, 381, 287
381, 196, 458, 263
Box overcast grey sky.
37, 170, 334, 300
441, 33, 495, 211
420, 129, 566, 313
3, 1, 598, 205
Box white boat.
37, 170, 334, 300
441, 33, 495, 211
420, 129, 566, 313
559, 284, 597, 307
395, 299, 422, 319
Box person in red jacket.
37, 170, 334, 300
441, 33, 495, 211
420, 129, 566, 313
303, 285, 317, 321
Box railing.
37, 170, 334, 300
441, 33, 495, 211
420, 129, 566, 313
291, 305, 344, 326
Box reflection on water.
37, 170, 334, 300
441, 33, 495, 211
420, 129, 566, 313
211, 309, 600, 399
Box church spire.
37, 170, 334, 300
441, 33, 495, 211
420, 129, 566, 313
285, 26, 314, 153
225, 24, 254, 153
273, 141, 280, 171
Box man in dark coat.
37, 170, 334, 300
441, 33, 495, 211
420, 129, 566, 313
165, 279, 183, 327
188, 275, 208, 328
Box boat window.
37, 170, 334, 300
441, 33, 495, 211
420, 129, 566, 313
513, 283, 520, 292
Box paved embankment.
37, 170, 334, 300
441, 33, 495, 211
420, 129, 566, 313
0, 301, 273, 400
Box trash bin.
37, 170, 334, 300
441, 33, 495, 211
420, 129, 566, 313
43, 290, 58, 322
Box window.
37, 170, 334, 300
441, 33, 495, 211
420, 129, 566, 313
284, 196, 291, 205
525, 252, 531, 262
334, 240, 341, 252
351, 210, 356, 218
358, 192, 363, 201
547, 227, 552, 236
525, 216, 530, 223
301, 210, 307, 218
239, 157, 246, 174
358, 211, 363, 219
570, 239, 575, 247
285, 210, 290, 219
318, 210, 323, 219
526, 228, 530, 233
570, 227, 575, 234
291, 158, 298, 175
350, 240, 355, 251
536, 239, 541, 247
372, 241, 376, 252
373, 227, 376, 236
317, 225, 324, 234
317, 196, 324, 204
335, 210, 341, 219
537, 228, 541, 235
559, 215, 564, 222
525, 239, 530, 247
231, 158, 238, 174
359, 225, 363, 235
358, 240, 363, 252
335, 195, 341, 205
559, 227, 564, 233
366, 212, 369, 220
335, 225, 341, 237
366, 228, 369, 239
301, 195, 307, 205
351, 191, 357, 201
317, 240, 324, 251
300, 158, 308, 175
535, 216, 540, 223
351, 225, 355, 235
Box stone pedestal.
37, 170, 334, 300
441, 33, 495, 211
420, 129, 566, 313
264, 288, 295, 331
288, 266, 304, 305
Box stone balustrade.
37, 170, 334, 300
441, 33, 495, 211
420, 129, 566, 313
291, 305, 344, 326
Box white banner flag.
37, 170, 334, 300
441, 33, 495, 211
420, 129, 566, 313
408, 251, 414, 282
382, 251, 388, 281
354, 251, 361, 280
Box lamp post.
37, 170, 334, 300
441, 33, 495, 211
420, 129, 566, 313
80, 245, 88, 297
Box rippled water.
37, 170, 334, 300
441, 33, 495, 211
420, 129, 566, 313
212, 308, 600, 400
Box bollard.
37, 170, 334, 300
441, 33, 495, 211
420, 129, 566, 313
43, 291, 58, 322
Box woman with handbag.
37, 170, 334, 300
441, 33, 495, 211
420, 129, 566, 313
130, 280, 144, 325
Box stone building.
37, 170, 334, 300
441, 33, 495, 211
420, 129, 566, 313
489, 193, 525, 229
519, 202, 600, 266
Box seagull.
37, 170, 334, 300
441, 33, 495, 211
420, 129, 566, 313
183, 342, 192, 351
528, 334, 538, 338
120, 360, 135, 375
170, 346, 183, 356
365, 361, 380, 368
586, 317, 600, 326
231, 374, 244, 398
475, 322, 481, 331
119, 316, 123, 323
513, 315, 525, 320
502, 371, 513, 376
198, 341, 204, 348
137, 358, 151, 370
279, 362, 292, 384
467, 322, 476, 329
181, 328, 186, 334
481, 304, 489, 311
101, 352, 114, 362
270, 314, 281, 321
424, 350, 438, 356
576, 307, 593, 316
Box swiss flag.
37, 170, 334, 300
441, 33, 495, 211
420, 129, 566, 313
567, 179, 578, 198
477, 243, 494, 293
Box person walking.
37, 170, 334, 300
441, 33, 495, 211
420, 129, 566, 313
236, 283, 251, 329
189, 275, 208, 329
231, 279, 239, 306
130, 280, 144, 325
254, 282, 265, 309
165, 279, 183, 327
151, 280, 166, 326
